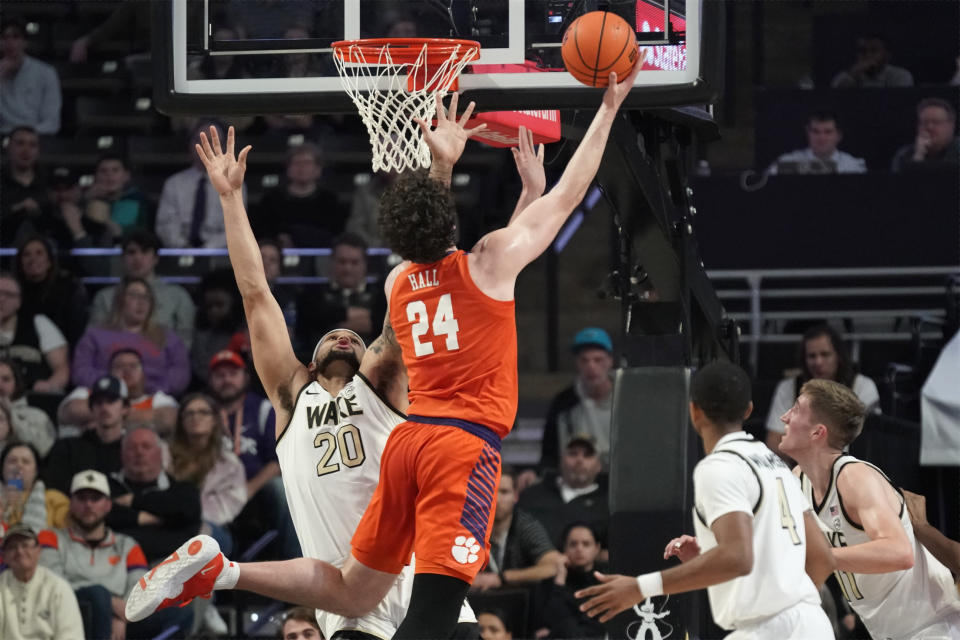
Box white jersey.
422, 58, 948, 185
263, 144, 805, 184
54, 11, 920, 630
692, 432, 822, 631
801, 455, 960, 640
276, 374, 476, 639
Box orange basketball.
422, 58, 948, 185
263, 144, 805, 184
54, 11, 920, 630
561, 11, 639, 88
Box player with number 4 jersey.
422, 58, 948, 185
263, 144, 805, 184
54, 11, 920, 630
577, 362, 835, 639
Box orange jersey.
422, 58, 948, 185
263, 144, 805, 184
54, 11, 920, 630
390, 250, 517, 438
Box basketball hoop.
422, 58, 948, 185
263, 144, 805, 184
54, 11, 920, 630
332, 38, 481, 173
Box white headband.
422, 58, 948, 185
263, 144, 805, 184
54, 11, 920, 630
312, 329, 366, 363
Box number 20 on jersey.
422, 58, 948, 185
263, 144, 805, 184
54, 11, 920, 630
406, 293, 460, 357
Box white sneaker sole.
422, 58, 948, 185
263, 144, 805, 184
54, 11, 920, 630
125, 535, 222, 622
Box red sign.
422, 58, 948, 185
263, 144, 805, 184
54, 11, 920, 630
635, 1, 687, 71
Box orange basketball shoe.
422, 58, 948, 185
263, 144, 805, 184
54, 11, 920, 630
125, 535, 236, 622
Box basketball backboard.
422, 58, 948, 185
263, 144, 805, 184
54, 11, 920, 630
153, 0, 723, 115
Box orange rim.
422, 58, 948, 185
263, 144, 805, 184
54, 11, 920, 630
332, 37, 481, 65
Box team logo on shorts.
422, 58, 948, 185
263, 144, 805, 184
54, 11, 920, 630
451, 536, 481, 564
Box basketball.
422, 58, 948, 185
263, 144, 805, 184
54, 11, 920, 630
561, 11, 639, 88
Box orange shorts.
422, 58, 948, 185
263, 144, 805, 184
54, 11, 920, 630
351, 417, 502, 583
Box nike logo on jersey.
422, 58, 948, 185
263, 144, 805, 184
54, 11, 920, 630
407, 269, 440, 292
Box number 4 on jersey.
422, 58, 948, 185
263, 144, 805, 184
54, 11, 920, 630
406, 293, 460, 357
775, 477, 802, 545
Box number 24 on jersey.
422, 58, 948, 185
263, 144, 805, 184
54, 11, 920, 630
406, 293, 460, 357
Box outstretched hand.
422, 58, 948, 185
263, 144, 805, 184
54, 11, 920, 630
575, 572, 644, 623
195, 125, 251, 196
511, 126, 546, 197
602, 46, 646, 110
414, 93, 487, 168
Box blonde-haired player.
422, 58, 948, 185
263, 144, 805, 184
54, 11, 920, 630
778, 378, 960, 639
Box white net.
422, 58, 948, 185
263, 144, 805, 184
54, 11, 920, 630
333, 41, 478, 173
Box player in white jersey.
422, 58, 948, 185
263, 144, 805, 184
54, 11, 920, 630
577, 362, 836, 638
127, 111, 549, 635
124, 119, 507, 638
777, 378, 960, 640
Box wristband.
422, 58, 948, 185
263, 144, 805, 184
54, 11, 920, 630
636, 571, 664, 598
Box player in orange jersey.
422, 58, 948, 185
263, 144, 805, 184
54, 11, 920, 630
352, 52, 643, 639
127, 51, 643, 640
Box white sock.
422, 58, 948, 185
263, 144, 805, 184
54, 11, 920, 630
214, 556, 240, 590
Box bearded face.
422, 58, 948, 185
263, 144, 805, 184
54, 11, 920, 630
316, 347, 361, 376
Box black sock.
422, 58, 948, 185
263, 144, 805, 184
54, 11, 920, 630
393, 573, 471, 640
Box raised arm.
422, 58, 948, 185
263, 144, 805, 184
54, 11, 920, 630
358, 294, 409, 412
472, 52, 644, 290
195, 126, 309, 429
833, 463, 914, 573
416, 93, 486, 188
508, 126, 546, 225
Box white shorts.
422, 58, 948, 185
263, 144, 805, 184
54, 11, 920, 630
726, 602, 834, 640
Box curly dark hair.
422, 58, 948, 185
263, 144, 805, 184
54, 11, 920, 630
378, 171, 457, 263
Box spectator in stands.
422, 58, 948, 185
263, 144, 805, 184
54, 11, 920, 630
0, 126, 55, 247
952, 55, 960, 87
765, 324, 880, 456
477, 608, 514, 640
156, 122, 245, 248
14, 235, 89, 345
73, 276, 190, 396
472, 467, 563, 592
0, 524, 84, 640
538, 328, 615, 477
169, 392, 246, 556
205, 350, 298, 558
0, 358, 56, 457
47, 167, 94, 253
766, 112, 867, 175
0, 20, 61, 135
891, 98, 959, 172
0, 272, 69, 392
831, 34, 913, 88
536, 522, 607, 640
58, 348, 178, 438
90, 229, 197, 348
259, 238, 298, 332
1, 442, 64, 532
296, 232, 386, 352
39, 469, 185, 640
105, 426, 202, 563
279, 606, 323, 639
345, 170, 400, 246
0, 398, 12, 450
518, 434, 609, 550
252, 143, 346, 248
82, 155, 153, 242
43, 375, 128, 496
191, 269, 245, 384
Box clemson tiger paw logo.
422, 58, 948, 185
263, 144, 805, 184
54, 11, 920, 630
451, 536, 481, 564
